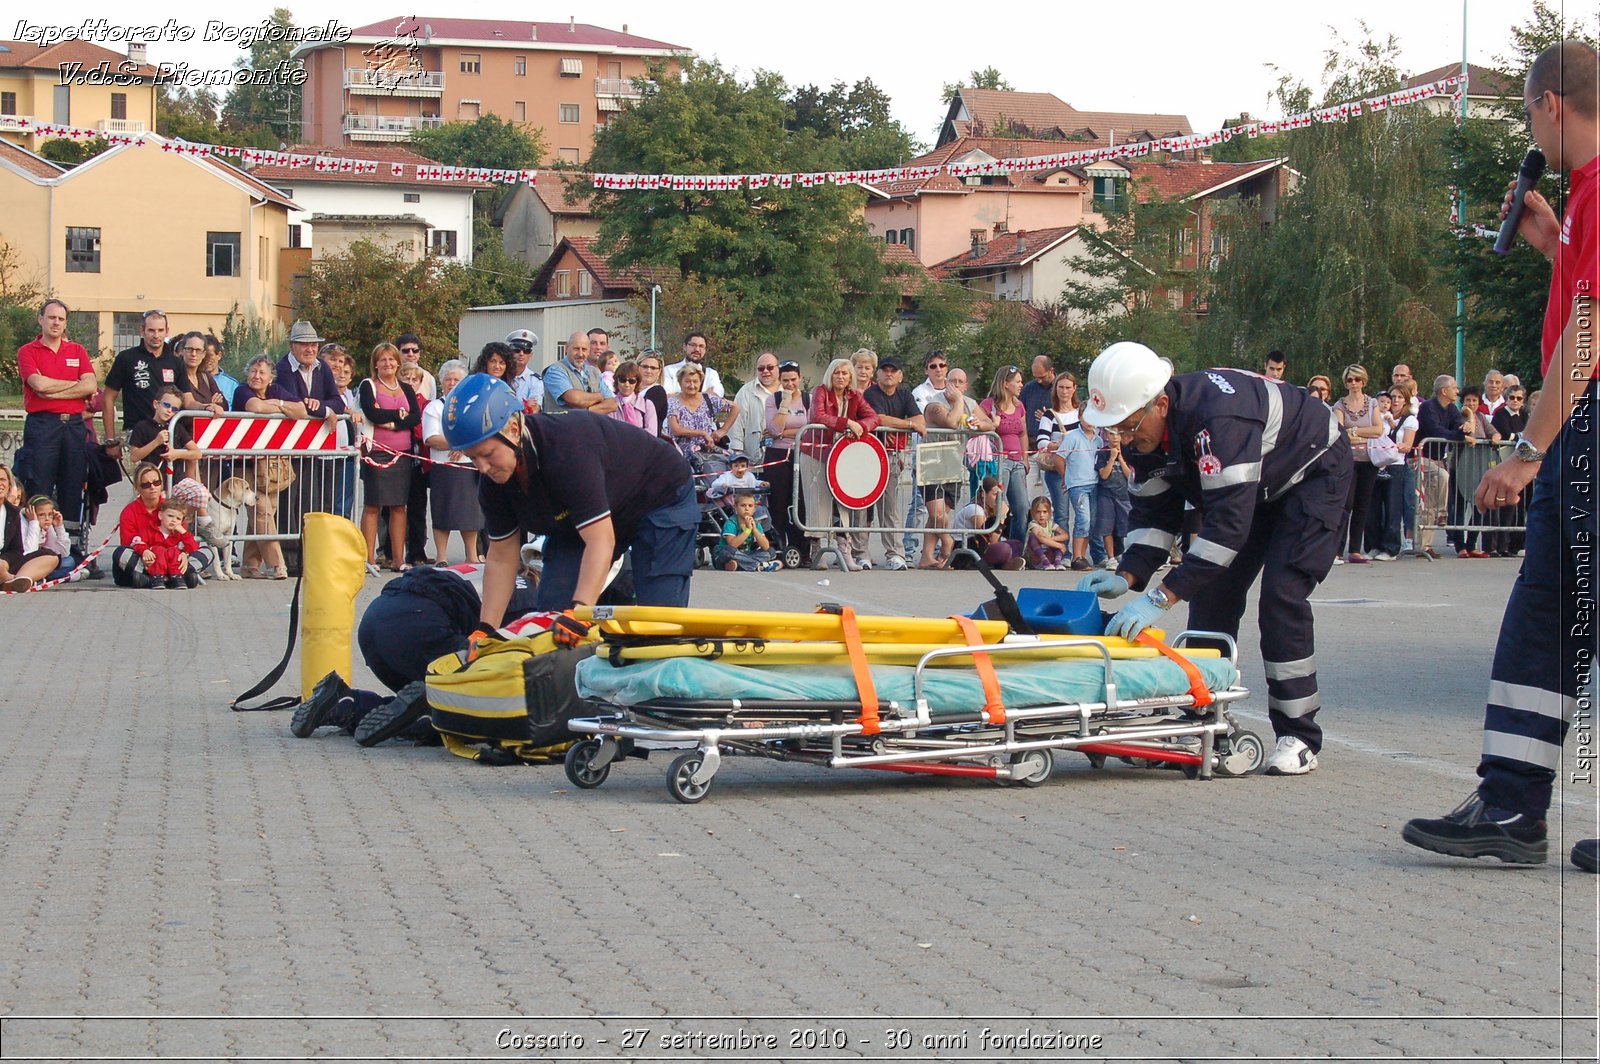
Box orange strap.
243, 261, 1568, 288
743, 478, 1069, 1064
951, 615, 1006, 724
1134, 632, 1213, 708
838, 607, 880, 735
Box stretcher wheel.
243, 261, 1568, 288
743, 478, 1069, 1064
667, 753, 714, 804
783, 546, 803, 570
1009, 749, 1054, 787
1215, 729, 1265, 777
564, 739, 611, 789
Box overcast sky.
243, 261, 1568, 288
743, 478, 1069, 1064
17, 0, 1584, 144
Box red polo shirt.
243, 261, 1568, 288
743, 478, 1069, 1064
18, 334, 92, 415
1543, 153, 1599, 377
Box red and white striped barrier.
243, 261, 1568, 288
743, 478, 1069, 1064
190, 415, 340, 452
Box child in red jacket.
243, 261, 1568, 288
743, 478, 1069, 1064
148, 500, 201, 589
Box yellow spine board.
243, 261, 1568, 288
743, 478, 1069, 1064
578, 604, 1009, 644
605, 633, 1216, 667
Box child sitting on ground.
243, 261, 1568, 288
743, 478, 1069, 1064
716, 493, 781, 572
1025, 495, 1069, 570
23, 495, 75, 581
706, 453, 767, 499
148, 500, 202, 589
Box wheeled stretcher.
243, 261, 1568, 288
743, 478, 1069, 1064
561, 602, 1262, 804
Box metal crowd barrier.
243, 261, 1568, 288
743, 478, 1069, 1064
790, 424, 1002, 567
168, 411, 364, 557
1412, 436, 1528, 557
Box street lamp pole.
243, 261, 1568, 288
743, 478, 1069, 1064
1455, 0, 1469, 387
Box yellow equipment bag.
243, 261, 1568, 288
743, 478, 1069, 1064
299, 512, 368, 699
424, 631, 596, 765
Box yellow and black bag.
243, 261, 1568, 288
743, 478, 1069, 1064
424, 630, 595, 765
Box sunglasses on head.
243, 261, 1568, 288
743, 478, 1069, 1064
779, 361, 799, 372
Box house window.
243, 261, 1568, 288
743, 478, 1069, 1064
112, 312, 144, 351
514, 55, 527, 76
900, 228, 915, 250
559, 57, 582, 77
578, 270, 593, 296
67, 311, 98, 355
111, 93, 126, 120
458, 100, 480, 120
1092, 176, 1121, 210
556, 270, 571, 298
288, 224, 302, 248
278, 187, 292, 197
884, 231, 897, 245
430, 230, 458, 257
207, 231, 241, 277
558, 147, 580, 164
53, 84, 69, 124
403, 192, 420, 203
0, 92, 15, 115
459, 53, 481, 75
513, 101, 526, 123
559, 103, 580, 124
65, 226, 100, 273
606, 61, 622, 80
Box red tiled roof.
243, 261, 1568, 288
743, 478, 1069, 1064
1126, 158, 1284, 203
248, 143, 491, 190
875, 136, 1096, 197
929, 226, 1080, 274
534, 173, 595, 216
531, 235, 673, 294
1403, 62, 1515, 98
340, 17, 686, 52
0, 39, 159, 77
0, 138, 64, 180
950, 88, 1191, 148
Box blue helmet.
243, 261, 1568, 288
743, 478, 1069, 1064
441, 373, 519, 451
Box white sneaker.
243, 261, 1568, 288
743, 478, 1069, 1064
1401, 538, 1414, 553
884, 556, 908, 571
1370, 551, 1394, 562
1103, 556, 1119, 570
856, 558, 873, 570
1262, 736, 1318, 775
1332, 555, 1345, 565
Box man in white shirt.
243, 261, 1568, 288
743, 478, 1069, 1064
507, 329, 542, 414
1480, 368, 1507, 417
728, 352, 780, 459
663, 332, 724, 397
912, 350, 949, 412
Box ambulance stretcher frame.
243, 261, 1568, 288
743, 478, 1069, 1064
563, 630, 1261, 804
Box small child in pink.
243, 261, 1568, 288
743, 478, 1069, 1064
1025, 496, 1069, 570
149, 500, 201, 589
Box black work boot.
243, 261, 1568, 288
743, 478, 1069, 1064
291, 672, 359, 738
1402, 792, 1548, 865
353, 681, 432, 747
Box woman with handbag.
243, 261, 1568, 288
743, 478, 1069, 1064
358, 342, 422, 575
232, 354, 307, 579
1334, 364, 1386, 564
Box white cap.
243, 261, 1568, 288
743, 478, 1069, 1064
1081, 342, 1173, 427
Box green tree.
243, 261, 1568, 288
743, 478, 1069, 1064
295, 240, 470, 368
0, 239, 44, 388
941, 66, 1014, 105
221, 8, 303, 141
587, 59, 898, 352
787, 78, 921, 169
36, 138, 110, 167
1197, 33, 1455, 381
892, 276, 978, 362
218, 305, 285, 379
625, 276, 758, 362
158, 83, 278, 147
410, 115, 546, 306
1448, 0, 1599, 387
1210, 114, 1288, 162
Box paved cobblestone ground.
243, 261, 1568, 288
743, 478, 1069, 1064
0, 507, 1595, 1061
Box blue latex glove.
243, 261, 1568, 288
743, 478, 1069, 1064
1107, 590, 1166, 640
1077, 570, 1130, 598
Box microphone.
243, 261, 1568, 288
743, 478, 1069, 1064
1494, 149, 1546, 255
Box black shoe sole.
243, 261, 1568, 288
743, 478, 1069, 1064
291, 672, 352, 738
354, 680, 431, 747
1401, 821, 1548, 865
1573, 842, 1600, 873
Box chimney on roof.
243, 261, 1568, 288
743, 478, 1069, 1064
1015, 230, 1026, 253
530, 25, 538, 40
622, 23, 628, 32
570, 16, 577, 32
993, 221, 1007, 236
128, 41, 147, 65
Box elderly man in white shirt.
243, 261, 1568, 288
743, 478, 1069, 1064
727, 352, 781, 459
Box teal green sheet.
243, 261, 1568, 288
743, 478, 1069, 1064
575, 655, 1239, 713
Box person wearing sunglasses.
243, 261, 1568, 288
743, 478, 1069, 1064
127, 385, 203, 482
111, 461, 213, 588
506, 329, 543, 415
1075, 341, 1352, 777
392, 333, 436, 401
1404, 39, 1600, 875
729, 352, 782, 461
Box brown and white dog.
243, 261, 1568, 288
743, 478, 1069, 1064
202, 476, 256, 580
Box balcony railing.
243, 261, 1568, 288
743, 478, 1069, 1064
342, 114, 445, 141
345, 67, 445, 95
594, 77, 652, 99
0, 114, 39, 133
98, 118, 146, 134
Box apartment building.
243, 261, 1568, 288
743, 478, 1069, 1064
292, 16, 689, 163
0, 39, 159, 152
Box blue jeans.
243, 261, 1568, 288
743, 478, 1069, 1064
1474, 383, 1597, 817
536, 480, 698, 610
1066, 484, 1095, 543
1043, 468, 1067, 535
999, 456, 1029, 542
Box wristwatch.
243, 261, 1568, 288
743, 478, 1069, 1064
1148, 585, 1177, 610
1513, 438, 1546, 463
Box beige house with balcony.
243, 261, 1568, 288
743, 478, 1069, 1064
0, 135, 296, 357
292, 16, 688, 163
0, 39, 159, 151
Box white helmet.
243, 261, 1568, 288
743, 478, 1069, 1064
1082, 342, 1173, 427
